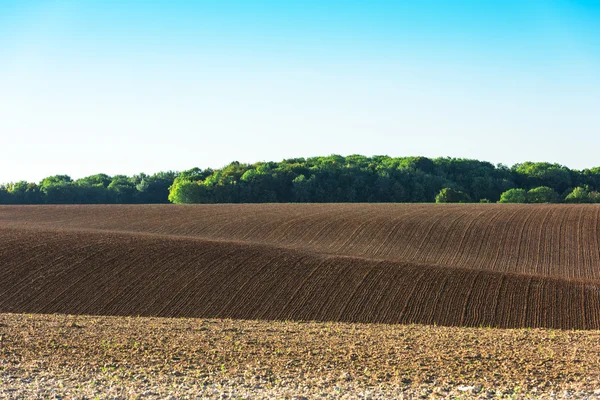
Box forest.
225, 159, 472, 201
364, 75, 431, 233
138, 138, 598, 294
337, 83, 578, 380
2, 155, 600, 204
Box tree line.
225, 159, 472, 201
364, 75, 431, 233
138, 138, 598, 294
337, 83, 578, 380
0, 172, 177, 204
169, 156, 600, 204
2, 155, 600, 204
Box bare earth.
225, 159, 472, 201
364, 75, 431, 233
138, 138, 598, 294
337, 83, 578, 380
3, 205, 600, 397
1, 313, 600, 399
3, 204, 600, 329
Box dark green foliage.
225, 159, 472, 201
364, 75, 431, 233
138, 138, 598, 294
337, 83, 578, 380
4, 155, 600, 204
6, 181, 42, 204
435, 188, 471, 203
526, 186, 558, 203
590, 191, 600, 203
0, 185, 11, 204
133, 171, 178, 204
168, 156, 584, 204
0, 171, 179, 204
512, 162, 572, 193
76, 173, 112, 187
40, 175, 77, 204
107, 175, 137, 203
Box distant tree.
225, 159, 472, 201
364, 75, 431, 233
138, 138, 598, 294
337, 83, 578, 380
76, 174, 112, 188
526, 186, 558, 203
133, 171, 178, 203
479, 198, 491, 203
74, 174, 113, 203
168, 180, 206, 204
107, 175, 137, 203
7, 181, 42, 204
5, 155, 600, 205
579, 167, 600, 191
291, 174, 312, 202
498, 188, 527, 203
565, 187, 592, 203
40, 175, 77, 204
435, 188, 471, 203
512, 162, 572, 193
167, 168, 217, 204
0, 186, 11, 204
407, 156, 435, 173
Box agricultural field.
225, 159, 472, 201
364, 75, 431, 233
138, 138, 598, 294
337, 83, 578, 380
2, 313, 600, 399
2, 204, 600, 397
1, 204, 600, 328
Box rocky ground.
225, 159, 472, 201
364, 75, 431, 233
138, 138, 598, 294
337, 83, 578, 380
1, 313, 600, 399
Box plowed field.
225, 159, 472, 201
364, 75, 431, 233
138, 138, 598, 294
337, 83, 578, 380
1, 204, 600, 329
3, 313, 600, 399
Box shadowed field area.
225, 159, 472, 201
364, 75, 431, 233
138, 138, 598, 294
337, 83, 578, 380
1, 204, 600, 328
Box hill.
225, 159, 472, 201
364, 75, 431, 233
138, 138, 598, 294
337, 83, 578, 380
1, 204, 600, 328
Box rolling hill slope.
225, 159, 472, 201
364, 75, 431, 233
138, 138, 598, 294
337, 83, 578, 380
1, 204, 599, 328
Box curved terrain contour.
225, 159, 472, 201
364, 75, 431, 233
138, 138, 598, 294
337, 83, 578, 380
1, 204, 599, 328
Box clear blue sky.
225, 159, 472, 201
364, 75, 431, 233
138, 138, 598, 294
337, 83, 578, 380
1, 0, 599, 183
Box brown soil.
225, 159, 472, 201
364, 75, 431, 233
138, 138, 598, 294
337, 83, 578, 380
1, 313, 600, 399
1, 204, 600, 329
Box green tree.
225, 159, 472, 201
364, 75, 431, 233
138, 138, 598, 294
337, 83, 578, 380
168, 180, 206, 204
39, 175, 76, 204
133, 171, 178, 203
7, 181, 42, 204
499, 188, 527, 203
512, 162, 572, 193
74, 174, 113, 203
526, 186, 558, 203
76, 174, 112, 187
590, 191, 600, 203
0, 186, 11, 204
108, 175, 137, 203
565, 187, 591, 203
292, 174, 313, 202
435, 188, 471, 203
5, 154, 600, 205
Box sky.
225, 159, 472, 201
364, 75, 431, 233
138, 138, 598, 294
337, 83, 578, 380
1, 0, 599, 183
